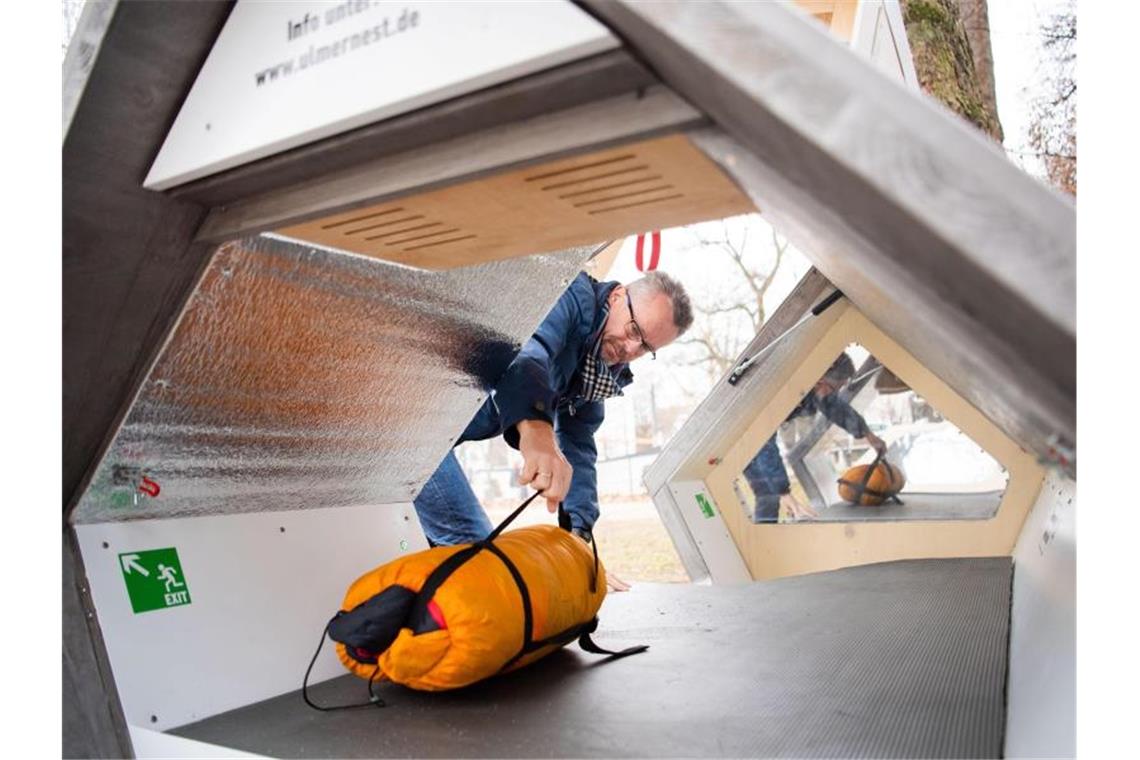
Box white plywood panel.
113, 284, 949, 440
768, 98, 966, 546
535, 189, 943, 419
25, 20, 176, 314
129, 726, 268, 759
666, 480, 751, 584
145, 0, 618, 189
850, 0, 919, 88
701, 305, 1046, 581
1006, 471, 1076, 758
75, 501, 427, 730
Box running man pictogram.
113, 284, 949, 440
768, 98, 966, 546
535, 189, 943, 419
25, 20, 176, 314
157, 563, 185, 593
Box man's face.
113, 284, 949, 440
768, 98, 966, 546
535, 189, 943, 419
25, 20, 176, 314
814, 377, 841, 397
598, 285, 681, 365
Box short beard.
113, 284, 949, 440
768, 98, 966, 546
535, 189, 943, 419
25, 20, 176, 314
600, 336, 625, 365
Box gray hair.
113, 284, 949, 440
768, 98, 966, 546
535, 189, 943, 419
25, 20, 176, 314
628, 271, 693, 335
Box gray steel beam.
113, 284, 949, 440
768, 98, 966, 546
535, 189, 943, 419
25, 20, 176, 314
64, 528, 133, 758
62, 0, 119, 136
63, 4, 233, 754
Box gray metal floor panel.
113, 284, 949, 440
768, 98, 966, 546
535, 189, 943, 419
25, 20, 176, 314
173, 557, 1011, 758
818, 491, 1004, 522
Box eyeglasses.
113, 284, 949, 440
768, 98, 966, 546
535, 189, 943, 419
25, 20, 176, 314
625, 291, 657, 360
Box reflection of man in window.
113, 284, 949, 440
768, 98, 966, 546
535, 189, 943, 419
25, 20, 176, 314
742, 353, 886, 522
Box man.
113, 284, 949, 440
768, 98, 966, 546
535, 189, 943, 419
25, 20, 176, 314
742, 353, 886, 522
414, 269, 693, 550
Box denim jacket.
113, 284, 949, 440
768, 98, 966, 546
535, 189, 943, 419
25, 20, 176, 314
789, 391, 870, 440
469, 272, 633, 531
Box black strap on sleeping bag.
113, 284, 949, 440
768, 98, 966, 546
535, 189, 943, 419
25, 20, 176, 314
306, 490, 647, 711
838, 450, 904, 505
576, 617, 650, 658
400, 490, 547, 646
416, 491, 647, 671
302, 618, 386, 712
505, 615, 649, 669
559, 504, 600, 594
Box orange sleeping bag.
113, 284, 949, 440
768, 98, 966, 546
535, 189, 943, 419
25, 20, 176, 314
319, 498, 645, 697
837, 455, 906, 506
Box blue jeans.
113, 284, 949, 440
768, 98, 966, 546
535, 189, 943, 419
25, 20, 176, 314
742, 435, 788, 523
413, 399, 501, 546
414, 450, 494, 546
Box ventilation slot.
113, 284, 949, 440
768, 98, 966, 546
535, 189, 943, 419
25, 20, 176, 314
366, 222, 444, 242
526, 153, 686, 217
344, 215, 424, 236
524, 154, 638, 183
558, 176, 664, 199
538, 165, 650, 191
586, 193, 685, 215
401, 234, 477, 252
306, 204, 476, 255
274, 133, 756, 269
573, 186, 676, 208
320, 207, 407, 230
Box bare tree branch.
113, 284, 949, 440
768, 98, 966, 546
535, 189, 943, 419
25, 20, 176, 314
696, 303, 758, 320
1026, 1, 1076, 195
679, 219, 792, 375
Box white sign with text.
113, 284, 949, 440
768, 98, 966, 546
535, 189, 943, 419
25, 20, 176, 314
144, 1, 618, 190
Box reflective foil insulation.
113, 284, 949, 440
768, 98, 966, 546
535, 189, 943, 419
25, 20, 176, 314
72, 235, 596, 524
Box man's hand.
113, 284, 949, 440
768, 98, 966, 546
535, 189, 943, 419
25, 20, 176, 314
517, 419, 573, 513
605, 571, 631, 592
780, 493, 817, 521
865, 431, 887, 456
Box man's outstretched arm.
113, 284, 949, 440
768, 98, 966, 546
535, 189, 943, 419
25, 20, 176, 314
819, 393, 886, 454
494, 277, 594, 510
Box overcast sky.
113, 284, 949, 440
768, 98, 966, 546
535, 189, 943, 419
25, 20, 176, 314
988, 0, 1073, 180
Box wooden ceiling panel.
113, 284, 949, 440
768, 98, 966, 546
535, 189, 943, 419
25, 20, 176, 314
276, 134, 755, 270
793, 0, 858, 40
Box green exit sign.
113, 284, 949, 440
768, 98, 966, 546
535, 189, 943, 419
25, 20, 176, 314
695, 492, 716, 519
118, 547, 192, 614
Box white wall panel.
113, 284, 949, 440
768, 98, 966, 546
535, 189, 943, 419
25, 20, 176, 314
76, 501, 426, 731
129, 726, 268, 759
1006, 470, 1076, 757
665, 479, 751, 584
145, 0, 617, 189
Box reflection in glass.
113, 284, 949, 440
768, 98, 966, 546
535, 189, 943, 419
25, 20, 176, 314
734, 344, 1008, 523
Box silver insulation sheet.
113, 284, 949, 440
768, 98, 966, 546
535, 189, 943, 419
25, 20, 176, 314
71, 235, 595, 524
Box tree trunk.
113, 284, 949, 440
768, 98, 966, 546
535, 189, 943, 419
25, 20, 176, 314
948, 0, 1003, 142
899, 0, 1003, 142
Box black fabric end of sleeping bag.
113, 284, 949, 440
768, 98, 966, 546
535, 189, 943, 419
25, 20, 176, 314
329, 585, 419, 664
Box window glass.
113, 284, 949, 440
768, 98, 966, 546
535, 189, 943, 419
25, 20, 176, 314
734, 343, 1007, 523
